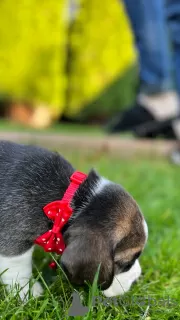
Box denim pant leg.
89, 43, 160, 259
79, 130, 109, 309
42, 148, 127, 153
123, 0, 173, 94
166, 0, 180, 95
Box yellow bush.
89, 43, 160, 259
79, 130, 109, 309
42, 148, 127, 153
64, 0, 136, 118
0, 0, 67, 118
0, 0, 136, 122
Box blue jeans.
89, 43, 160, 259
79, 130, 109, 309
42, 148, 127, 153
123, 0, 180, 95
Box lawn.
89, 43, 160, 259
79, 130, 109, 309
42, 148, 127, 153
1, 149, 180, 320
0, 119, 103, 136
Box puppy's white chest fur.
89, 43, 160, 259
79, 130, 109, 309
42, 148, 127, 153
0, 247, 43, 300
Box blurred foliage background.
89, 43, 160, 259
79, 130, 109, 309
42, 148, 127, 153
0, 0, 137, 128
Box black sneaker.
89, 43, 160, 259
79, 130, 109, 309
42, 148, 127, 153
106, 102, 179, 139
106, 103, 154, 135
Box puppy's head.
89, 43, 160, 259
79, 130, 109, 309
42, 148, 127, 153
61, 170, 148, 290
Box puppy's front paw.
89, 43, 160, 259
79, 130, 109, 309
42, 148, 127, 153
103, 260, 141, 297
31, 281, 43, 298
6, 281, 44, 301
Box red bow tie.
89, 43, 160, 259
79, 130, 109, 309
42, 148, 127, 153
34, 171, 87, 255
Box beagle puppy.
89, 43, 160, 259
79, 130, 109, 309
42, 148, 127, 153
0, 141, 148, 299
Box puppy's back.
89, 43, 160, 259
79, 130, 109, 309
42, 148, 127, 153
0, 140, 74, 256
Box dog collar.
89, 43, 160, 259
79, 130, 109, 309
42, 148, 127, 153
34, 171, 87, 255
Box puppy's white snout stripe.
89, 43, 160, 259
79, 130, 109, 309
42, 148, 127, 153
103, 260, 141, 297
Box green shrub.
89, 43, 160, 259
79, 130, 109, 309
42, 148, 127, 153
0, 0, 136, 122
64, 0, 136, 118
0, 0, 67, 118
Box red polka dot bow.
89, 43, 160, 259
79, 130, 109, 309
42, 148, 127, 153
34, 171, 87, 255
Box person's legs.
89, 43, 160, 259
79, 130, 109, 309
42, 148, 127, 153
123, 0, 173, 94
106, 0, 179, 135
166, 0, 180, 95
166, 0, 180, 147
123, 0, 179, 122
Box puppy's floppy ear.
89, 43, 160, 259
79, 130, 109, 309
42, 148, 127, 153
61, 230, 114, 290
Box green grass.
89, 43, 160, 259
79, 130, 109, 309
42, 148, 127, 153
0, 119, 103, 136
1, 150, 180, 319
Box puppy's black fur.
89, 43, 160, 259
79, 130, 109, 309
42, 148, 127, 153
0, 141, 75, 254
0, 141, 146, 290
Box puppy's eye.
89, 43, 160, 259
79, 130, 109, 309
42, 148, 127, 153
115, 251, 142, 273
134, 251, 142, 260
121, 261, 134, 273
115, 260, 135, 273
